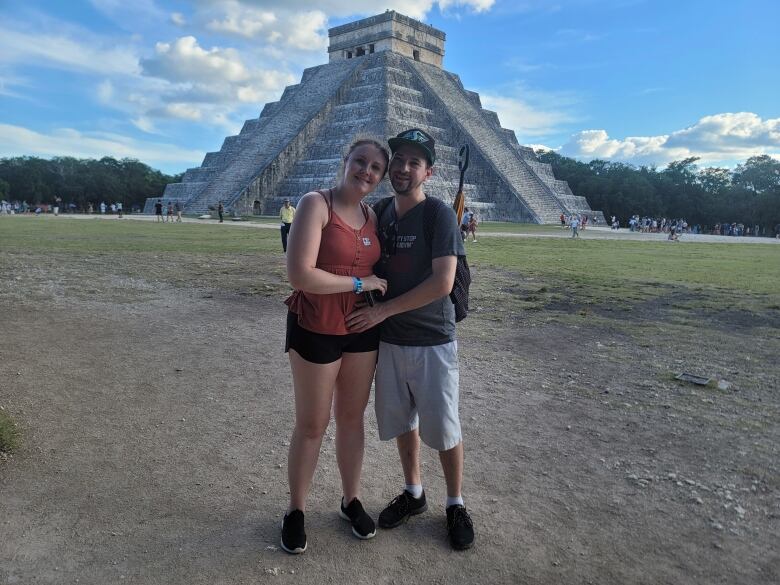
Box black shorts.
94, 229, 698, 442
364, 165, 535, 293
285, 311, 379, 364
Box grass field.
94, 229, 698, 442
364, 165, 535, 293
3, 216, 778, 291
3, 215, 778, 336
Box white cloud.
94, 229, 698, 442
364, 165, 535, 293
144, 36, 252, 83
171, 12, 186, 26
0, 72, 31, 99
88, 0, 169, 29
97, 80, 114, 103
162, 103, 205, 121
0, 123, 204, 168
138, 35, 296, 122
206, 2, 278, 38
480, 93, 577, 138
284, 12, 329, 51
196, 1, 493, 30
560, 113, 780, 165
131, 117, 157, 133
199, 1, 328, 50
478, 83, 579, 141
440, 0, 495, 11
0, 26, 140, 76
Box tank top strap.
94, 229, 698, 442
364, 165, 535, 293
359, 200, 369, 222
316, 188, 333, 225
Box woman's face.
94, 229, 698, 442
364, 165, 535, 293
342, 144, 387, 196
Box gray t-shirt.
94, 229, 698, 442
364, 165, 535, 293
377, 197, 466, 346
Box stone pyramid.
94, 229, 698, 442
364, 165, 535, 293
148, 11, 603, 224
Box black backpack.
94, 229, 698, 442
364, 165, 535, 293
373, 196, 471, 322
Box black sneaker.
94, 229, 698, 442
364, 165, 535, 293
446, 504, 474, 550
378, 490, 428, 529
280, 509, 307, 554
339, 497, 377, 540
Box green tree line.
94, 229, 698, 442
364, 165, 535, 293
2, 153, 778, 230
0, 156, 183, 211
539, 152, 780, 231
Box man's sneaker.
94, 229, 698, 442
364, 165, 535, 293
446, 504, 474, 550
280, 509, 307, 554
378, 490, 428, 529
338, 497, 377, 540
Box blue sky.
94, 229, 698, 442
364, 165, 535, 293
1, 0, 778, 175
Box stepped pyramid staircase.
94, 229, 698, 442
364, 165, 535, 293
147, 14, 602, 224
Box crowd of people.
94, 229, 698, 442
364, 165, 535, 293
152, 199, 183, 222
625, 215, 771, 237
560, 213, 591, 237
0, 199, 136, 215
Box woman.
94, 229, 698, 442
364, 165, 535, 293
281, 138, 389, 554
467, 211, 478, 242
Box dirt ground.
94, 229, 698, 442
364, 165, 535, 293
1, 226, 778, 585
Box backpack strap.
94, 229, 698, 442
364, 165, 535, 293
371, 196, 395, 222
422, 196, 447, 249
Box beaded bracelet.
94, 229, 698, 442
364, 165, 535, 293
352, 276, 363, 294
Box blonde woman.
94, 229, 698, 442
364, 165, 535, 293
281, 138, 389, 554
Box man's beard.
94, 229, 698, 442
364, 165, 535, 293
390, 175, 424, 195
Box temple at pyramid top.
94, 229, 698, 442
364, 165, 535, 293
147, 11, 603, 224
328, 11, 446, 68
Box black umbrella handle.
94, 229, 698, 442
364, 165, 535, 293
458, 145, 470, 192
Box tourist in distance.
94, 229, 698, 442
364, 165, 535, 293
345, 128, 475, 551
217, 201, 224, 223
174, 201, 182, 222
154, 199, 163, 222
280, 137, 390, 554
466, 210, 478, 242
279, 198, 296, 252
460, 206, 471, 241
166, 202, 174, 223
570, 214, 580, 238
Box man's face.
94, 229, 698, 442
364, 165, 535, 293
388, 144, 432, 195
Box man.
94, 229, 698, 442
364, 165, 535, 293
279, 198, 295, 252
460, 207, 470, 241
217, 201, 224, 223
154, 199, 163, 222
53, 195, 61, 216
570, 214, 580, 238
346, 128, 474, 550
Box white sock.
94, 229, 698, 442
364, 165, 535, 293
405, 484, 423, 499
446, 496, 464, 508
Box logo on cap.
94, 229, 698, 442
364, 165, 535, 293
401, 130, 429, 143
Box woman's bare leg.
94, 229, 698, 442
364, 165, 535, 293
287, 350, 341, 511
333, 350, 377, 503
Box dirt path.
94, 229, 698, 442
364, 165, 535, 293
0, 247, 778, 584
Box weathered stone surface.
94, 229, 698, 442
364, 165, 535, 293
146, 11, 602, 223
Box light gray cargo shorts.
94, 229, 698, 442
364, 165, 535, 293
374, 340, 461, 451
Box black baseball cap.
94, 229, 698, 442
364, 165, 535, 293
388, 128, 436, 165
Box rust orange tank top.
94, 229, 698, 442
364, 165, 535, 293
285, 189, 381, 335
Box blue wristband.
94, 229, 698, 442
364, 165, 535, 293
352, 276, 363, 294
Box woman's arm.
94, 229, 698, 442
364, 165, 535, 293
286, 192, 386, 295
